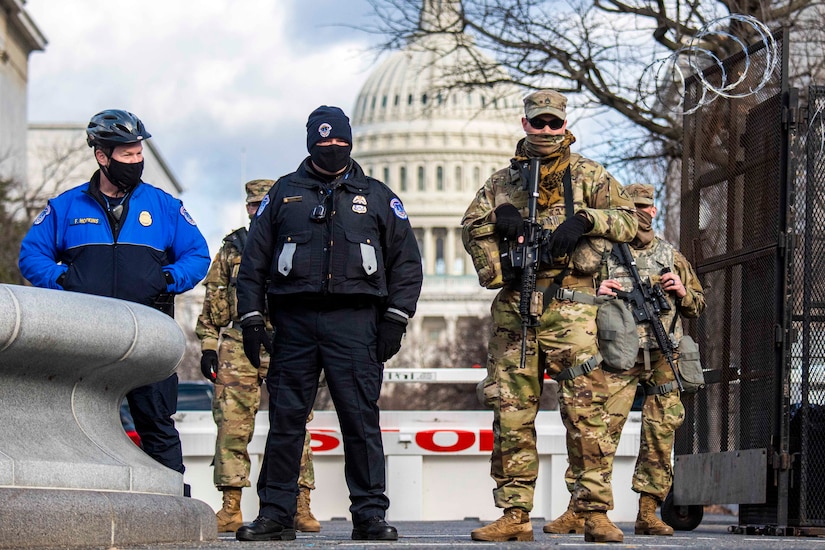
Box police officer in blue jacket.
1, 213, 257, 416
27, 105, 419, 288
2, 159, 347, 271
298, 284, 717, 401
235, 105, 423, 542
19, 109, 210, 479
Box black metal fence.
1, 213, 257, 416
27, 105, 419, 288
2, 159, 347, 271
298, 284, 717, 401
674, 27, 825, 528
786, 85, 825, 527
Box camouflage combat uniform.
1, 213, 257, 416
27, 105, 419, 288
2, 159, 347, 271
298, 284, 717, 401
542, 183, 706, 539
556, 238, 704, 513
462, 150, 637, 515
595, 236, 704, 500
196, 228, 316, 492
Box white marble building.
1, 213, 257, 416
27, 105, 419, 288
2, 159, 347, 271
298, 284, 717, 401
351, 3, 524, 366
0, 0, 46, 185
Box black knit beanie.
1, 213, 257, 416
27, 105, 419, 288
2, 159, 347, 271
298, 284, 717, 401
306, 106, 352, 152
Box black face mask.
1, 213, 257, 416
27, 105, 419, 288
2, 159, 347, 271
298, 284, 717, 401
310, 143, 352, 174
101, 158, 144, 192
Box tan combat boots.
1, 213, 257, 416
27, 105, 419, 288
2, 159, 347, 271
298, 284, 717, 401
216, 487, 243, 532
295, 487, 321, 532
470, 507, 534, 542
543, 499, 585, 534
635, 492, 674, 535
581, 510, 623, 543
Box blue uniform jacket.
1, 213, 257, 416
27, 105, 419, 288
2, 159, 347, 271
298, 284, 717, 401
19, 178, 210, 307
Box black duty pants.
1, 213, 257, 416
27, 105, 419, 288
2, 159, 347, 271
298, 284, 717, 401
258, 300, 387, 526
127, 373, 184, 474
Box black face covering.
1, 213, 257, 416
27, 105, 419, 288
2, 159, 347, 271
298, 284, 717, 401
310, 143, 352, 173
101, 158, 144, 192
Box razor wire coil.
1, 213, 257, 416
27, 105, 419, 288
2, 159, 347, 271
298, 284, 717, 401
639, 14, 779, 116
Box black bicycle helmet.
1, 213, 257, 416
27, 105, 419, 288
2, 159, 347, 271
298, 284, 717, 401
86, 109, 151, 148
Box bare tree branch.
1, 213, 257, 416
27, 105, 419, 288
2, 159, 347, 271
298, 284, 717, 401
364, 0, 825, 239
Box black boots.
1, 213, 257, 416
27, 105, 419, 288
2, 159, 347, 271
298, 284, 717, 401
236, 516, 296, 541
352, 516, 398, 541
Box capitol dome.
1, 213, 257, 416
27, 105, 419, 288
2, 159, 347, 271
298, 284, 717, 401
351, 1, 525, 366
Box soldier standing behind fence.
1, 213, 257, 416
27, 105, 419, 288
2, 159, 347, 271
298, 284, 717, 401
196, 179, 319, 533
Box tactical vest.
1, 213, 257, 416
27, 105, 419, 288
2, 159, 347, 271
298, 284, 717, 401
204, 227, 247, 329
464, 164, 608, 288
606, 238, 683, 350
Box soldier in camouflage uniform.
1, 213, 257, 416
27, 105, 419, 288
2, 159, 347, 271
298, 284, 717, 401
462, 90, 637, 542
545, 183, 705, 539
196, 179, 319, 533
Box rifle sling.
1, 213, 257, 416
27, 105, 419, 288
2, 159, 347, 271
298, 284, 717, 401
537, 166, 582, 310
535, 280, 603, 312
645, 380, 678, 395
563, 166, 573, 219
554, 352, 603, 381
522, 165, 592, 379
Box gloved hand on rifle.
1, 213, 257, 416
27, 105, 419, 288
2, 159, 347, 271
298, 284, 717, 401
493, 203, 524, 240
545, 213, 593, 258
241, 314, 272, 368
200, 350, 218, 382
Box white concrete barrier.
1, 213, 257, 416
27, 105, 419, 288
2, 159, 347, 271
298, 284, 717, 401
180, 368, 643, 523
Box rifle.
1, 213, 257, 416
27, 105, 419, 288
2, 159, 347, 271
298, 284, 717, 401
613, 242, 684, 391
506, 158, 543, 369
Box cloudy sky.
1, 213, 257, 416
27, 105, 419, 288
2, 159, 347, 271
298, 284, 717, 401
25, 0, 383, 253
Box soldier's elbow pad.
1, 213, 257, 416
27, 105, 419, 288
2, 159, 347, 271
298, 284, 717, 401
466, 224, 506, 289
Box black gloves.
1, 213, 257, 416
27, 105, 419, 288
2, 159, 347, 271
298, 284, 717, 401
546, 214, 592, 258
377, 317, 407, 363
493, 203, 523, 240
200, 350, 217, 382
241, 316, 272, 368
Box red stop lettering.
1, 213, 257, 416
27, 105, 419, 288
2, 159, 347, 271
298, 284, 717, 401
479, 429, 493, 452
415, 430, 475, 452
309, 431, 340, 452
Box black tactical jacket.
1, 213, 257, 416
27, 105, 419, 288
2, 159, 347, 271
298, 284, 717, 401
237, 158, 422, 319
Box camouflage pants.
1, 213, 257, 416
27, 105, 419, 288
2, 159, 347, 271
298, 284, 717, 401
631, 350, 685, 499
561, 349, 685, 507
559, 365, 636, 512
213, 331, 315, 490
486, 278, 600, 512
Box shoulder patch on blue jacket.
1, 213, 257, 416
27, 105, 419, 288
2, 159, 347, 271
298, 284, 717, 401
256, 195, 270, 217
180, 205, 197, 226
390, 198, 408, 220
33, 204, 51, 225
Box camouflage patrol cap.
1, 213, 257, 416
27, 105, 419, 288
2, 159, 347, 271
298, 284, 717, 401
523, 89, 567, 120
245, 179, 274, 203
624, 183, 655, 206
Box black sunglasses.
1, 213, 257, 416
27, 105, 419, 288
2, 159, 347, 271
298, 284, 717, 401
528, 117, 565, 130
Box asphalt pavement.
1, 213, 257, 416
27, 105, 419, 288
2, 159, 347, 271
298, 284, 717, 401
34, 515, 825, 550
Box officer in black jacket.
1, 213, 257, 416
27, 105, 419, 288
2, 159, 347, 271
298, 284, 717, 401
235, 105, 423, 542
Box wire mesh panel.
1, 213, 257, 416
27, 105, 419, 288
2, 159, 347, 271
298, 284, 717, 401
787, 86, 825, 527
677, 28, 791, 524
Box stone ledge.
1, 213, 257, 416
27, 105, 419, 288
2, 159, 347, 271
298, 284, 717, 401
0, 488, 217, 548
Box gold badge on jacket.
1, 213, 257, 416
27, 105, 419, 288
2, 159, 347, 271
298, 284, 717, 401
352, 195, 367, 214
139, 211, 153, 226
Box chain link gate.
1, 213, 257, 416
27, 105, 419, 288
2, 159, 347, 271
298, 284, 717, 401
673, 27, 809, 531
786, 85, 825, 529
